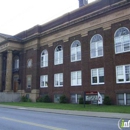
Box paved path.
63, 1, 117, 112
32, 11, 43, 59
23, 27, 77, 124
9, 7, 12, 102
0, 104, 130, 119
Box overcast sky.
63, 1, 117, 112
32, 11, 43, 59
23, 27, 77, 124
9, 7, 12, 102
0, 0, 95, 35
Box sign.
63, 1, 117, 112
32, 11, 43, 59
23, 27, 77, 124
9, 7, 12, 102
84, 91, 103, 105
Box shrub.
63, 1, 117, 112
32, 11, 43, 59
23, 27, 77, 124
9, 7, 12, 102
79, 97, 84, 104
103, 96, 111, 105
43, 95, 51, 103
36, 95, 51, 103
59, 95, 67, 103
21, 96, 32, 102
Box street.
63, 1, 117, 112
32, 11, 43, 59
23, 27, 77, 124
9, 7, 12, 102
0, 107, 119, 130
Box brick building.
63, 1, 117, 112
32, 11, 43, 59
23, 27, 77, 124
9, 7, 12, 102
0, 0, 130, 105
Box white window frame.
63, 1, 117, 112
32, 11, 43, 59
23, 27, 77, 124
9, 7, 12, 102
114, 27, 130, 54
54, 45, 63, 65
40, 75, 48, 88
90, 34, 103, 58
41, 50, 48, 68
116, 64, 130, 83
71, 40, 81, 62
54, 73, 63, 87
91, 68, 104, 85
71, 71, 82, 86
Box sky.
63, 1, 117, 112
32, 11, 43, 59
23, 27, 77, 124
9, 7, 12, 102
0, 0, 95, 35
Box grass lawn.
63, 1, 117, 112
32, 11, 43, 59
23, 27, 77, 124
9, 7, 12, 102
0, 102, 130, 113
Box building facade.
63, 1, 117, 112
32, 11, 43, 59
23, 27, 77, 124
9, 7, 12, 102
0, 0, 130, 105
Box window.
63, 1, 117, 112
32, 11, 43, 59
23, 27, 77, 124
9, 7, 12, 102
117, 93, 130, 105
116, 65, 130, 83
54, 94, 62, 103
70, 94, 81, 103
26, 75, 32, 88
14, 57, 19, 69
41, 50, 48, 67
54, 45, 63, 65
114, 27, 130, 54
71, 71, 82, 86
71, 40, 81, 62
90, 34, 103, 58
27, 59, 32, 68
40, 75, 48, 88
91, 68, 104, 85
54, 73, 63, 87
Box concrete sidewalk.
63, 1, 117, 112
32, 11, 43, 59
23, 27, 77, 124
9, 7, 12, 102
0, 104, 130, 119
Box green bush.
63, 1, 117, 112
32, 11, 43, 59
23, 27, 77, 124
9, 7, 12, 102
103, 96, 111, 105
21, 96, 32, 102
36, 95, 51, 103
79, 97, 84, 104
59, 95, 67, 103
43, 95, 51, 103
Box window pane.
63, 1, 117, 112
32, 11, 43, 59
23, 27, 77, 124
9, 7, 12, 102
99, 76, 104, 83
92, 69, 97, 77
92, 77, 97, 83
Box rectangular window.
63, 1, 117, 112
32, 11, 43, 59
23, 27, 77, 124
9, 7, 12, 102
116, 65, 130, 83
70, 94, 81, 104
91, 68, 104, 85
40, 75, 48, 88
14, 59, 19, 69
71, 71, 82, 86
117, 93, 130, 105
54, 94, 62, 103
54, 73, 63, 87
26, 75, 32, 88
126, 94, 130, 105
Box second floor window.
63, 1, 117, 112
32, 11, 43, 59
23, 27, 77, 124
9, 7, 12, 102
71, 71, 82, 86
54, 73, 63, 87
90, 34, 103, 58
116, 64, 130, 83
40, 75, 48, 88
71, 40, 81, 62
54, 45, 63, 65
91, 68, 104, 85
41, 50, 48, 68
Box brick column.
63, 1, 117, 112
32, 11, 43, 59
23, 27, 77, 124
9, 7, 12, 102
5, 50, 13, 92
0, 53, 2, 91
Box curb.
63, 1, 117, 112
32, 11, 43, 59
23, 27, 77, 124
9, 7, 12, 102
0, 105, 130, 119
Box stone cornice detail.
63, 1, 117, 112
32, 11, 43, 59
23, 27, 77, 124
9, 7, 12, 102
0, 42, 23, 53
40, 7, 130, 47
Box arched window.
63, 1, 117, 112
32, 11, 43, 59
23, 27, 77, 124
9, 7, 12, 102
90, 34, 103, 58
114, 27, 130, 53
54, 45, 63, 65
71, 40, 81, 62
41, 50, 48, 67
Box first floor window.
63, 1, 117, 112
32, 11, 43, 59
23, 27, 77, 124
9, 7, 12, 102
26, 75, 32, 88
116, 65, 130, 83
54, 94, 62, 103
40, 75, 48, 88
117, 93, 130, 105
91, 68, 104, 85
70, 94, 81, 103
54, 73, 63, 87
71, 71, 82, 86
